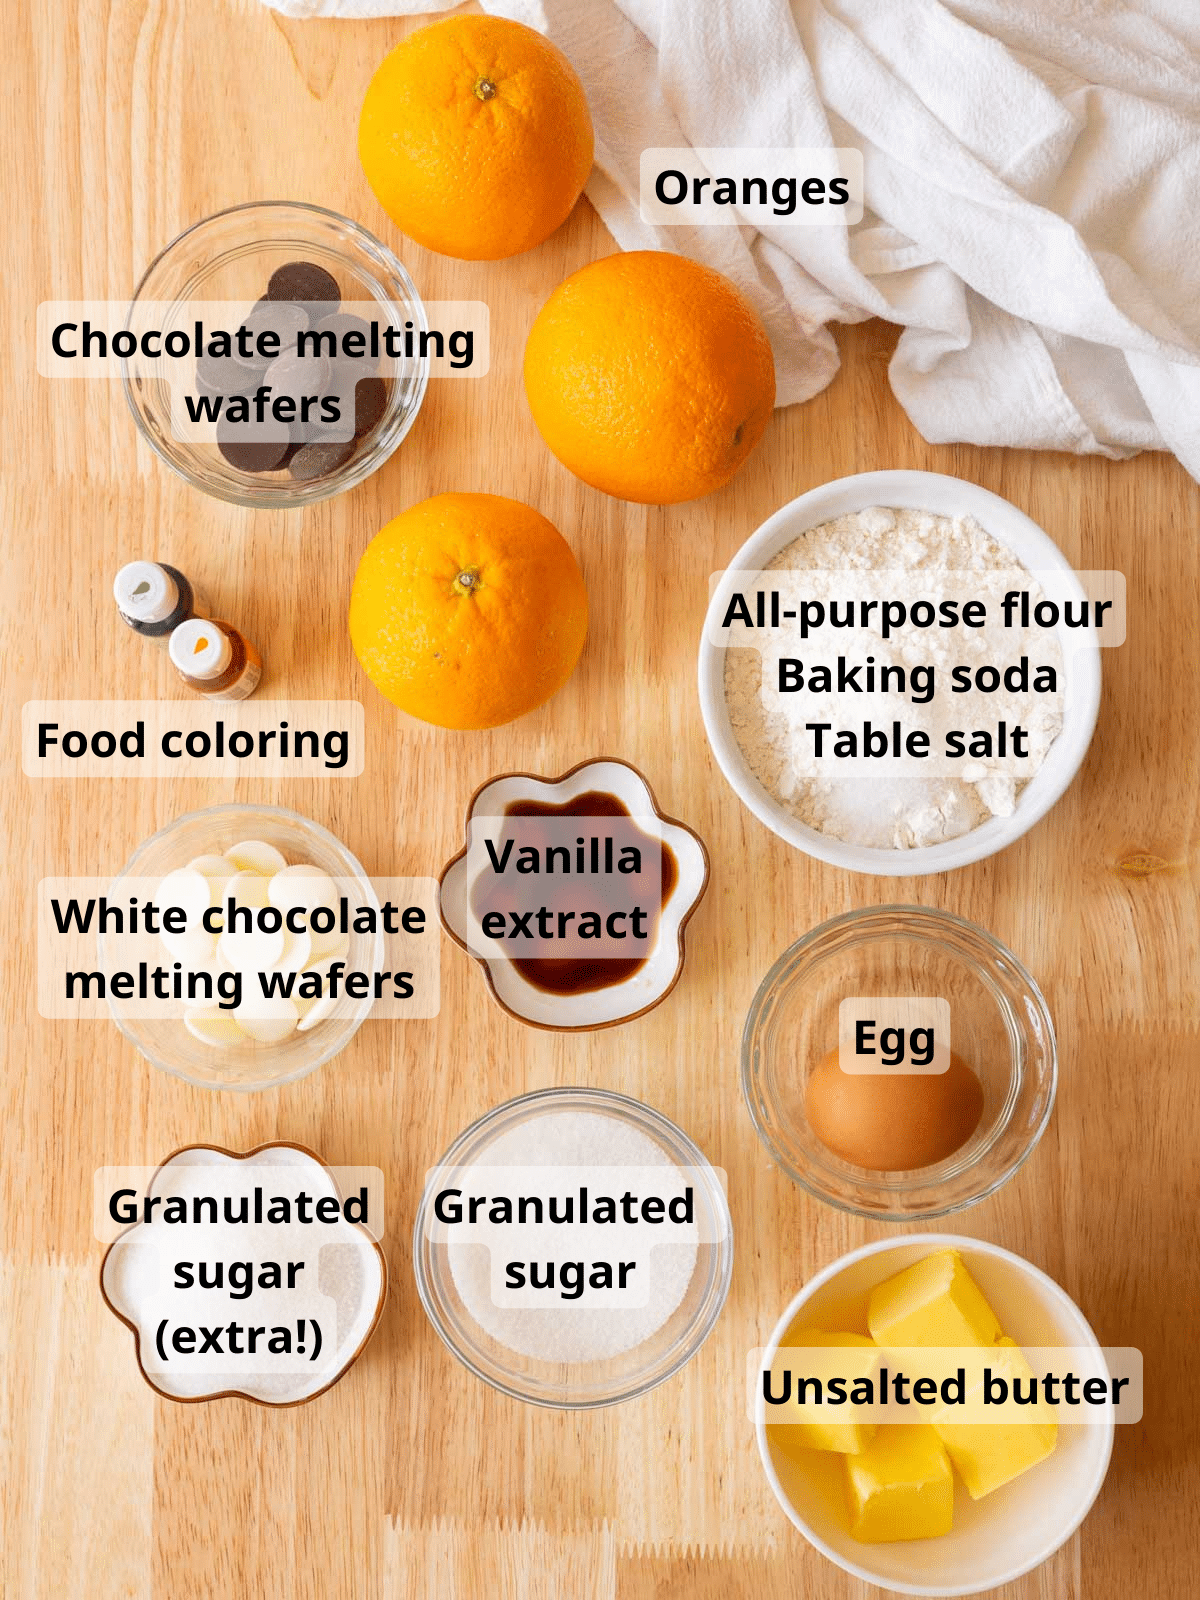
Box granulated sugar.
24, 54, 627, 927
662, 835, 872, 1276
446, 1110, 699, 1363
722, 506, 1065, 848
101, 1149, 384, 1404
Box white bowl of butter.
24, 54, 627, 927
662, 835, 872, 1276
698, 471, 1103, 875
756, 1235, 1115, 1593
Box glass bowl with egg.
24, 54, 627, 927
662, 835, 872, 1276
741, 906, 1056, 1218
99, 803, 382, 1092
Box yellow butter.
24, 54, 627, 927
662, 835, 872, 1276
769, 1328, 878, 1455
933, 1338, 1058, 1499
868, 1249, 1002, 1351
843, 1424, 955, 1543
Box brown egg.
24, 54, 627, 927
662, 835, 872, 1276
804, 1047, 984, 1172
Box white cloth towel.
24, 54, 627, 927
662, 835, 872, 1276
265, 0, 1200, 480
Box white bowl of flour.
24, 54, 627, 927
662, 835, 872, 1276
699, 472, 1102, 875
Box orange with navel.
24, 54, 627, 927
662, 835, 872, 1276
357, 16, 594, 260
523, 250, 776, 504
348, 493, 588, 730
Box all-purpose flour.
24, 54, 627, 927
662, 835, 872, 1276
722, 507, 1065, 849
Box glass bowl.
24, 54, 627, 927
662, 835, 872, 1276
413, 1087, 734, 1408
100, 804, 382, 1092
122, 201, 429, 507
741, 906, 1056, 1218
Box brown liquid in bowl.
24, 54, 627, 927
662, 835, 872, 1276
471, 790, 678, 997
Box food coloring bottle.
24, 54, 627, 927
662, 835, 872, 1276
113, 561, 206, 639
168, 617, 263, 702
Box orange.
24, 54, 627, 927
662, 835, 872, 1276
348, 493, 588, 730
523, 250, 776, 504
358, 16, 594, 261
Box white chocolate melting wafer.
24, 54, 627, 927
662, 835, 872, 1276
290, 957, 333, 1019
183, 1006, 246, 1047
219, 925, 285, 973
234, 994, 300, 1042
308, 927, 350, 962
186, 854, 238, 895
224, 870, 271, 911
224, 839, 288, 875
160, 924, 219, 966
268, 864, 339, 914
297, 994, 338, 1032
275, 928, 313, 973
156, 868, 212, 929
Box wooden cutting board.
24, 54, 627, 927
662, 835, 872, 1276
4, 4, 1197, 1596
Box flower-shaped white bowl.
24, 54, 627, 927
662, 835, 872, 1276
100, 1142, 387, 1406
438, 759, 709, 1030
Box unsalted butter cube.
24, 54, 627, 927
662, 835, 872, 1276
868, 1249, 1002, 1351
843, 1425, 955, 1543
933, 1338, 1059, 1499
771, 1328, 878, 1455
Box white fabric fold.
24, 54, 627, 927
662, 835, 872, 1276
264, 0, 1200, 479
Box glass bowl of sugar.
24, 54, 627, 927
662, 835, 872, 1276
742, 906, 1057, 1219
413, 1087, 733, 1408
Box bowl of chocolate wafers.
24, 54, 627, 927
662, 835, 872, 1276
122, 201, 430, 507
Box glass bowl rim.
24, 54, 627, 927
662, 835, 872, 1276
101, 801, 382, 1092
120, 199, 429, 508
412, 1084, 735, 1410
740, 904, 1058, 1220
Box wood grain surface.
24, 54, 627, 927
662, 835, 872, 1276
5, 4, 1198, 1597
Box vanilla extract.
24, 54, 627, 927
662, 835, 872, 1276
470, 790, 678, 997
484, 833, 646, 875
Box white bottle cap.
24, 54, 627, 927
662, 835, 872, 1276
114, 561, 179, 624
170, 618, 233, 681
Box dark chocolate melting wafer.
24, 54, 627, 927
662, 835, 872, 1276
264, 349, 343, 444
216, 414, 292, 473
354, 376, 389, 437
287, 438, 356, 480
263, 349, 332, 400
266, 260, 341, 309
299, 301, 340, 333
242, 299, 309, 362
314, 312, 377, 369
195, 352, 256, 398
